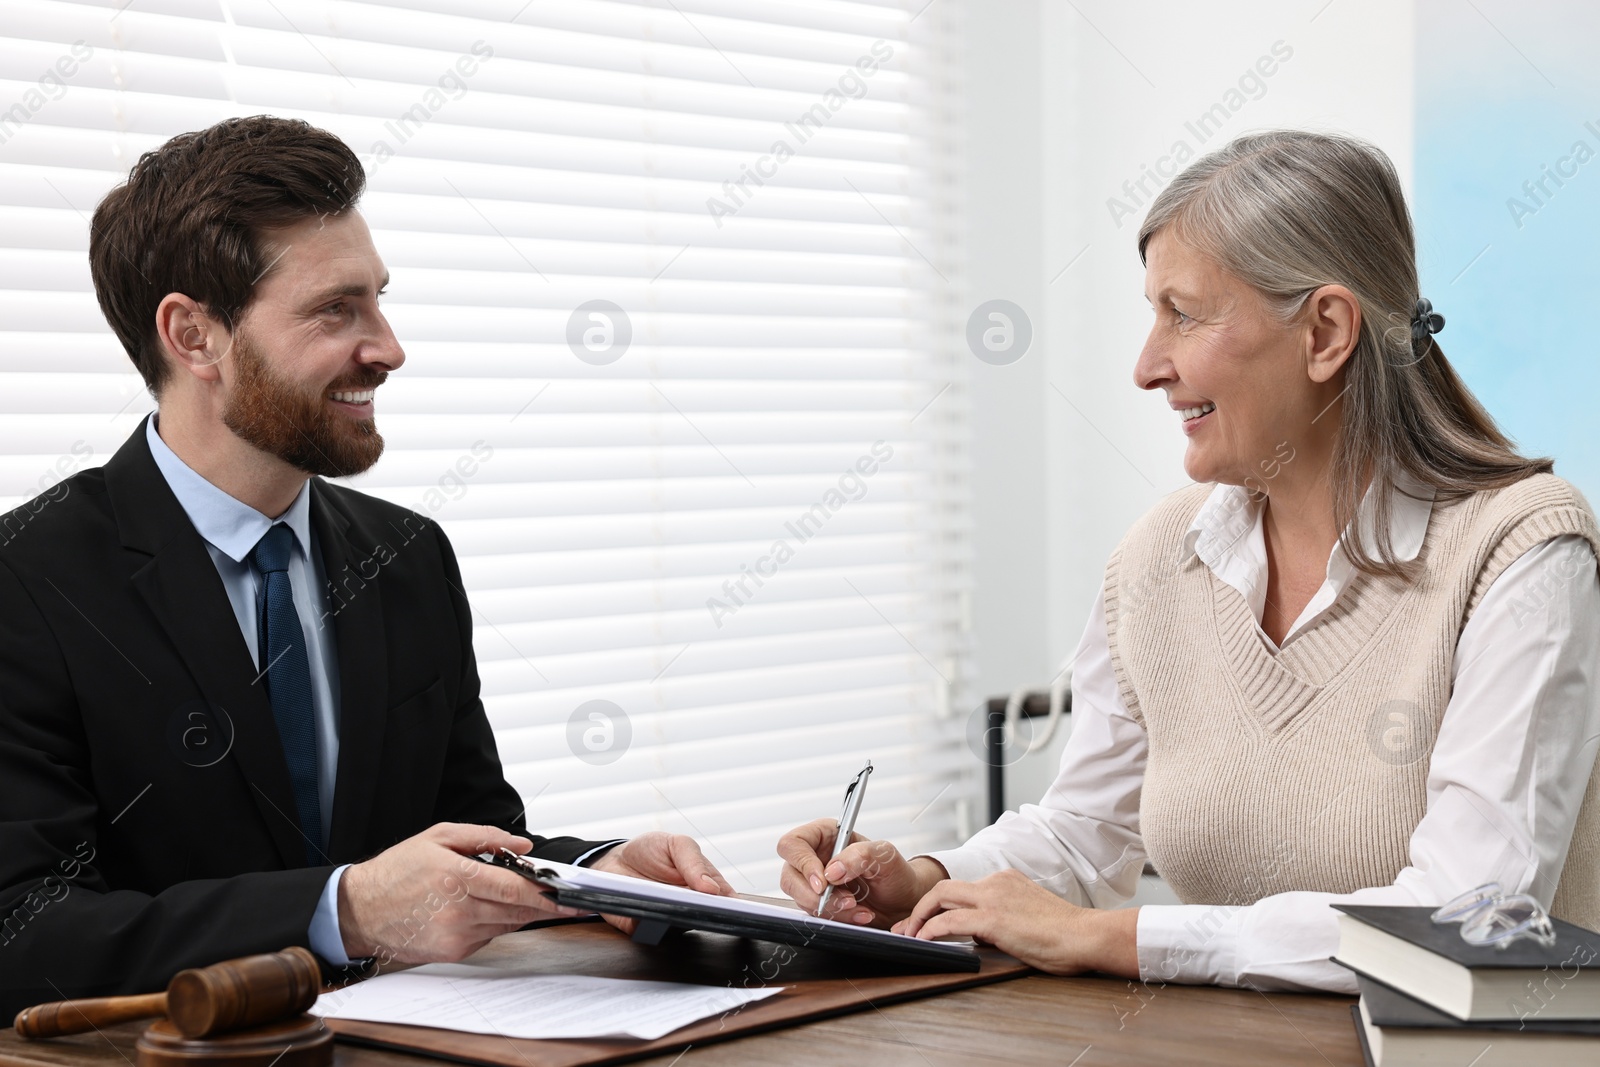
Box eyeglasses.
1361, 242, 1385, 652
1430, 882, 1556, 949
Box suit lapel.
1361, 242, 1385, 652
310, 480, 389, 862
108, 419, 308, 870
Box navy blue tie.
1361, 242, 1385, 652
250, 523, 323, 865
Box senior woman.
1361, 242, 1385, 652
776, 129, 1600, 992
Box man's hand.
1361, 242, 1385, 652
775, 818, 947, 927
892, 869, 1140, 977
586, 832, 732, 935
337, 823, 583, 965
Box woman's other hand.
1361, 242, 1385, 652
894, 869, 1140, 977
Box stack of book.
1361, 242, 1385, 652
1332, 904, 1600, 1066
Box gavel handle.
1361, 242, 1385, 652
14, 992, 169, 1039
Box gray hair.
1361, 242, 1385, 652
1137, 129, 1549, 578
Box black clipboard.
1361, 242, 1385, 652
481, 851, 981, 974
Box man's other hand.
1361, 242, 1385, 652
586, 832, 733, 935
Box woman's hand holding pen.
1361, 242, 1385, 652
775, 819, 949, 927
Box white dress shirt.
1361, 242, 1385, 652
929, 475, 1600, 992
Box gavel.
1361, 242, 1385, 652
15, 946, 323, 1040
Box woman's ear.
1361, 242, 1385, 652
1304, 284, 1360, 384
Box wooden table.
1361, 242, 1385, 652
0, 931, 1363, 1067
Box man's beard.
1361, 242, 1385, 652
220, 329, 387, 478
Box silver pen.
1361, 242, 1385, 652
816, 759, 873, 918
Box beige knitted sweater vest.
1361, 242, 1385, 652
1104, 473, 1600, 930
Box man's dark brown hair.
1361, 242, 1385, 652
89, 115, 366, 397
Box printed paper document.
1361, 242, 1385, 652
312, 964, 781, 1041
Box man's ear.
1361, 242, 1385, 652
1303, 284, 1360, 385
153, 293, 230, 384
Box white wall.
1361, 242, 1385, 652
966, 0, 1416, 809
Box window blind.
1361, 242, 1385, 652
0, 0, 973, 892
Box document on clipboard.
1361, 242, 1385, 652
481, 851, 982, 973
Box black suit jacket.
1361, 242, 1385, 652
0, 418, 605, 1013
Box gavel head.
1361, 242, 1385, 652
166, 946, 322, 1039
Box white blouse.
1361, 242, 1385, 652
928, 479, 1600, 992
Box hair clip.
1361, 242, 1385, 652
1411, 297, 1445, 343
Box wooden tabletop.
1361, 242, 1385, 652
0, 927, 1363, 1067
628, 974, 1365, 1066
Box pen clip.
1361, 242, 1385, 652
844, 758, 872, 799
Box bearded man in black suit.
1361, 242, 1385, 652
0, 115, 730, 1015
